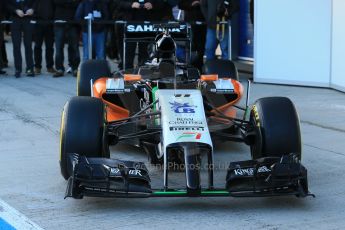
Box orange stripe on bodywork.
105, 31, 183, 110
124, 74, 142, 82
201, 74, 219, 81
93, 78, 129, 122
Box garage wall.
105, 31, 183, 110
254, 0, 332, 87
331, 0, 345, 92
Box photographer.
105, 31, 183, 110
201, 0, 238, 60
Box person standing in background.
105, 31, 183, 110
1, 40, 8, 69
200, 0, 238, 61
178, 0, 206, 71
0, 0, 6, 74
53, 0, 81, 77
107, 0, 120, 61
33, 0, 56, 75
75, 0, 109, 61
250, 0, 254, 25
1, 1, 9, 69
7, 0, 36, 78
153, 0, 177, 21
114, 0, 156, 70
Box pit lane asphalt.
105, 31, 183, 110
1, 60, 345, 230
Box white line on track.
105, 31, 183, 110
0, 199, 44, 230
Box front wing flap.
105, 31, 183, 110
65, 154, 152, 199
226, 154, 313, 197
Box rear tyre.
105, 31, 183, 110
77, 60, 111, 96
60, 96, 109, 180
203, 59, 239, 80
250, 97, 302, 160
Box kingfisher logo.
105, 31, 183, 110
176, 132, 202, 141
170, 102, 196, 114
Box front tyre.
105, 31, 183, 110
59, 96, 109, 180
250, 97, 302, 160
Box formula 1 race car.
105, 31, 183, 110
60, 23, 313, 199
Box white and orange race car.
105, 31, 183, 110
59, 24, 312, 199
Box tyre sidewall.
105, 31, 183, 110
59, 97, 108, 180
250, 97, 302, 159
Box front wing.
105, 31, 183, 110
65, 153, 313, 199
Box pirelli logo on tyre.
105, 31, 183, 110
252, 105, 261, 127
